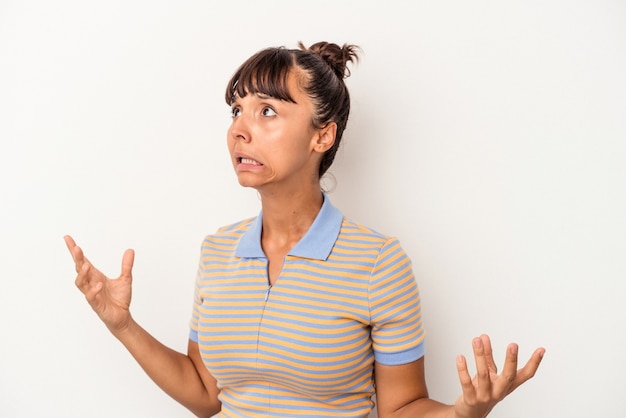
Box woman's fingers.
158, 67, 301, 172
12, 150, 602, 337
74, 260, 100, 296
64, 235, 82, 271
508, 347, 545, 394
472, 337, 492, 398
83, 273, 104, 302
120, 249, 135, 282
64, 235, 94, 275
68, 238, 105, 298
480, 334, 498, 374
456, 354, 476, 403
66, 236, 135, 332
492, 343, 519, 396
63, 235, 76, 253
454, 336, 545, 418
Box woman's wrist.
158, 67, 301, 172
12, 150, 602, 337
107, 314, 136, 341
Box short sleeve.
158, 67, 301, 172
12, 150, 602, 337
188, 255, 204, 343
369, 238, 425, 365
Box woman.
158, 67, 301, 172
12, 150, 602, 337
65, 41, 545, 417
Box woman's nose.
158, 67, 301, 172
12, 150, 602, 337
230, 113, 251, 143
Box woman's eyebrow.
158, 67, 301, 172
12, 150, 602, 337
231, 92, 285, 104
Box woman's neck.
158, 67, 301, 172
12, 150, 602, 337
258, 187, 324, 250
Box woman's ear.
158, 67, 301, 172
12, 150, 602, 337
314, 122, 337, 153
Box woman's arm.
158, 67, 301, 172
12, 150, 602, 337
374, 335, 545, 418
375, 356, 453, 418
65, 236, 221, 417
112, 321, 221, 417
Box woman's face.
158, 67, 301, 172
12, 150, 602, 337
227, 71, 327, 192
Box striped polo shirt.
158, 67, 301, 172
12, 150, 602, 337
189, 195, 424, 417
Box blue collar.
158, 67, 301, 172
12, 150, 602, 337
234, 194, 343, 261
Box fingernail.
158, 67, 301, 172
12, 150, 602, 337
473, 338, 482, 348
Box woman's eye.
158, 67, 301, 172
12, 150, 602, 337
231, 107, 241, 118
261, 107, 276, 117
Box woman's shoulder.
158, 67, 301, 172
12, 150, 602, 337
339, 216, 397, 245
201, 217, 257, 242
216, 217, 256, 233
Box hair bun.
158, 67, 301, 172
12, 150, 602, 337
299, 41, 360, 79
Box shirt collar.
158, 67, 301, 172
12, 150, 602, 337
234, 193, 343, 261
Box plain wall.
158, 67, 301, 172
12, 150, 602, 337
1, 1, 625, 417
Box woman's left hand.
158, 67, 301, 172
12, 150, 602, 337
453, 334, 545, 418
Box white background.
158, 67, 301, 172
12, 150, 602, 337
1, 1, 625, 417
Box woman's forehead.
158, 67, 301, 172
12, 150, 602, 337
231, 69, 306, 105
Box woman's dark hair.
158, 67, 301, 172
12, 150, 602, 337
225, 41, 360, 178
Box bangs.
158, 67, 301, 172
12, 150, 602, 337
225, 47, 297, 105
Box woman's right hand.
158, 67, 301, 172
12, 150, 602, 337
64, 235, 135, 333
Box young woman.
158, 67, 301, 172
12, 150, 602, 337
65, 41, 545, 418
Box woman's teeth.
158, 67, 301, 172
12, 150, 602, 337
241, 158, 261, 165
